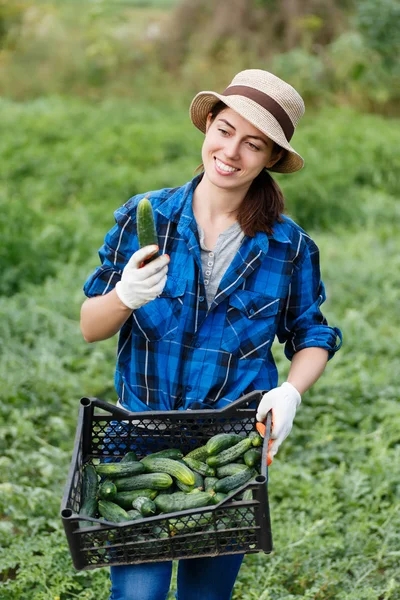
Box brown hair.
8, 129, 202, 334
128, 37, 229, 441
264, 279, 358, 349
199, 101, 286, 237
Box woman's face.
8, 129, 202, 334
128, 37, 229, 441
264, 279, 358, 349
201, 107, 280, 193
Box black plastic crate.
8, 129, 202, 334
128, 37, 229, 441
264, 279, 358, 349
61, 392, 272, 570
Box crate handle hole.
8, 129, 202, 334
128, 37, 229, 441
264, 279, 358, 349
61, 508, 73, 519
80, 398, 91, 407
255, 475, 266, 484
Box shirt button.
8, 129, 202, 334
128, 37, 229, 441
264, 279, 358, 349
199, 296, 205, 302
205, 270, 211, 276
207, 261, 213, 267
209, 252, 214, 257
249, 308, 255, 315
194, 341, 201, 348
186, 385, 192, 392
204, 279, 209, 285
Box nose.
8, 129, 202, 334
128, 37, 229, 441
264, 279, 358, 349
223, 138, 240, 161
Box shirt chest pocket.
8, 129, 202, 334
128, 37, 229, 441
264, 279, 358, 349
221, 291, 280, 359
130, 276, 186, 342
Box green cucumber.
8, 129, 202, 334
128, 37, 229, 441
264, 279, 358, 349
78, 497, 98, 528
182, 457, 215, 477
79, 464, 99, 527
126, 509, 142, 520
216, 463, 249, 478
151, 525, 170, 539
227, 484, 251, 498
232, 506, 254, 528
210, 492, 227, 505
137, 196, 159, 263
169, 512, 213, 534
144, 448, 183, 460
204, 477, 219, 491
141, 457, 195, 486
132, 496, 157, 517
184, 445, 209, 462
113, 488, 158, 509
243, 447, 262, 468
115, 472, 173, 492
175, 483, 194, 493
249, 431, 263, 447
98, 500, 131, 523
81, 464, 98, 503
206, 433, 245, 456
154, 491, 213, 514
121, 451, 138, 462
192, 470, 204, 490
98, 479, 117, 501
157, 482, 178, 494
214, 467, 256, 494
206, 438, 253, 467
242, 489, 253, 501
176, 470, 204, 493
95, 461, 145, 478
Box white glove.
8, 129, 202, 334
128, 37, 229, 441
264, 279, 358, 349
115, 245, 169, 310
256, 382, 301, 460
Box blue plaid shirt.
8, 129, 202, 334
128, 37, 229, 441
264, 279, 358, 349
84, 176, 342, 412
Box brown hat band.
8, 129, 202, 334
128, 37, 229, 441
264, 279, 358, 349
222, 85, 295, 142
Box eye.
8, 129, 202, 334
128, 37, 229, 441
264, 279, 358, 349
247, 142, 260, 151
218, 128, 229, 136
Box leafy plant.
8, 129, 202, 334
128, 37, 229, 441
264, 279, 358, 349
355, 0, 400, 68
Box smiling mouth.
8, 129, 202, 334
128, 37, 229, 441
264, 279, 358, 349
214, 157, 240, 173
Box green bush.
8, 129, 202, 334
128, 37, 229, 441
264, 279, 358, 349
0, 97, 200, 295
355, 0, 400, 68
0, 0, 398, 115
277, 107, 399, 230
271, 49, 328, 105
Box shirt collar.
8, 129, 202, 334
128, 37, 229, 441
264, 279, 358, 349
268, 219, 291, 244
157, 175, 291, 245
156, 176, 200, 225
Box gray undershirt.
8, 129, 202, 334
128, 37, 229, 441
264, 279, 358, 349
197, 221, 245, 306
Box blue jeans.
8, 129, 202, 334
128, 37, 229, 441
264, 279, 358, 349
109, 554, 244, 600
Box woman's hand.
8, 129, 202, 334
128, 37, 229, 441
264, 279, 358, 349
256, 382, 301, 460
256, 348, 328, 460
115, 246, 170, 310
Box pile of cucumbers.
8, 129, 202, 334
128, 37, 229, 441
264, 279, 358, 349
79, 431, 263, 527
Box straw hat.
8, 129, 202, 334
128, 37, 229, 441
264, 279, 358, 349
189, 69, 305, 173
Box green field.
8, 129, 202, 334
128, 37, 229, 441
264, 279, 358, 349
0, 95, 399, 599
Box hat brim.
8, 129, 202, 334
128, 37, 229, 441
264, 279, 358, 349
189, 91, 304, 174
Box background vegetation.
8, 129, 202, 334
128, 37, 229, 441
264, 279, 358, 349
0, 1, 399, 598
1, 0, 399, 111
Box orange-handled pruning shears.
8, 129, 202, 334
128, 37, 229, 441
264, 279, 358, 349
256, 409, 274, 466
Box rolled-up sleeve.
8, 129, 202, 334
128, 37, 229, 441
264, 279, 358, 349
83, 203, 139, 298
277, 236, 342, 360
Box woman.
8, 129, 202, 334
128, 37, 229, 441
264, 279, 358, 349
81, 69, 342, 600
